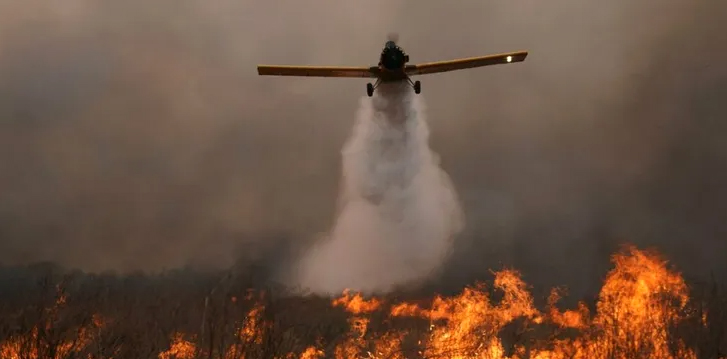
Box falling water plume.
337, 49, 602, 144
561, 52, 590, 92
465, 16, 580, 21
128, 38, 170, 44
291, 81, 465, 295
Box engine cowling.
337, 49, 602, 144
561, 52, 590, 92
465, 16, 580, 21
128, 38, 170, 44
381, 47, 406, 70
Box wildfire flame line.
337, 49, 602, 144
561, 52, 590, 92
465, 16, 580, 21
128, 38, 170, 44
1, 245, 724, 359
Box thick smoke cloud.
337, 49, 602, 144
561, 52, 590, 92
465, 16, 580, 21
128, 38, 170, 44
1, 1, 726, 297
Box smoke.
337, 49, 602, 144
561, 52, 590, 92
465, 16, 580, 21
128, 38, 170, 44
0, 0, 725, 299
289, 82, 463, 295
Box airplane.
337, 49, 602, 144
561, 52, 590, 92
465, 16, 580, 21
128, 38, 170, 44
257, 36, 528, 97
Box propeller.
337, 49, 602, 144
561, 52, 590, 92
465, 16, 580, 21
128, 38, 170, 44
387, 32, 399, 43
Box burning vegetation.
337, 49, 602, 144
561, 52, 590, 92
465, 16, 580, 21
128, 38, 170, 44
0, 245, 725, 359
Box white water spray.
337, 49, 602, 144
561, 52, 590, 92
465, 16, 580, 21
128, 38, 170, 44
292, 82, 464, 295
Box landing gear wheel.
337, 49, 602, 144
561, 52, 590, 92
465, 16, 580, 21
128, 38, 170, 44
366, 83, 374, 97
413, 80, 421, 94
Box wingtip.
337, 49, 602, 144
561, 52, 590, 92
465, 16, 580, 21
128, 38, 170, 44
511, 51, 529, 62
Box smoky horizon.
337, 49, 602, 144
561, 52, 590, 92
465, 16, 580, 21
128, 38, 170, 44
1, 1, 726, 299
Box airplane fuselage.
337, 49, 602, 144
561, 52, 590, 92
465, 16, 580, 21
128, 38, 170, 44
375, 41, 410, 82
366, 40, 421, 95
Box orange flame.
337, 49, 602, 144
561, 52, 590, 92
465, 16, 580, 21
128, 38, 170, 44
1, 245, 720, 359
332, 290, 382, 314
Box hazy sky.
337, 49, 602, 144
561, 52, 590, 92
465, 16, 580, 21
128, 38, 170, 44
0, 0, 725, 296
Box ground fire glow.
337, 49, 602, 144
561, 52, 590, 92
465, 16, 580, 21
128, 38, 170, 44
1, 245, 724, 359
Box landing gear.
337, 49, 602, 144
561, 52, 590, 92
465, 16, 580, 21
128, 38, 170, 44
367, 79, 381, 97
407, 78, 422, 94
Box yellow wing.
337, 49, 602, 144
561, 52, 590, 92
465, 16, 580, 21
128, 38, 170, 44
257, 65, 378, 78
405, 51, 528, 76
